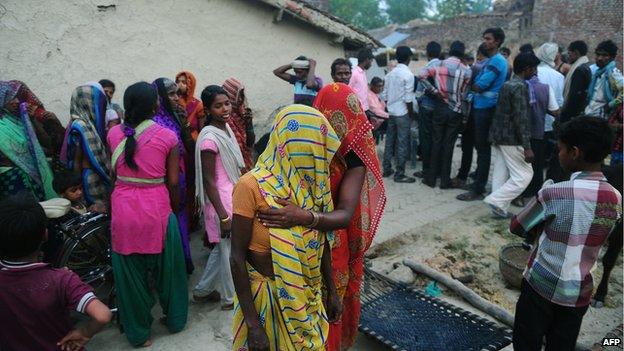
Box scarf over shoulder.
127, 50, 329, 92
313, 83, 387, 252
223, 77, 254, 170
60, 84, 111, 202
251, 104, 341, 349
0, 81, 56, 199
194, 123, 244, 210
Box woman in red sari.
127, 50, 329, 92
257, 83, 387, 350
222, 77, 254, 171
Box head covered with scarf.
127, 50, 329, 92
152, 77, 187, 160
8, 81, 67, 159
313, 83, 387, 349
313, 82, 386, 250
536, 42, 559, 68
0, 81, 57, 200
5, 81, 44, 118
222, 77, 253, 169
175, 71, 198, 108
175, 71, 204, 140
243, 104, 340, 349
0, 81, 21, 110
60, 84, 111, 203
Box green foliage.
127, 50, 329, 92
386, 0, 428, 24
329, 0, 387, 30
328, 0, 493, 28
469, 0, 492, 13
435, 0, 492, 20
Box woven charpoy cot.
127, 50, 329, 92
359, 267, 512, 351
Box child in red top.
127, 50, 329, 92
0, 194, 111, 351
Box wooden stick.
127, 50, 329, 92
403, 259, 515, 327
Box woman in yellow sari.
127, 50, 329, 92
230, 104, 342, 350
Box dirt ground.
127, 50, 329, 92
87, 146, 622, 350
367, 205, 624, 350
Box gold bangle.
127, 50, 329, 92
220, 216, 231, 223
307, 211, 320, 228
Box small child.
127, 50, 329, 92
53, 171, 106, 214
510, 117, 622, 350
0, 194, 112, 350
105, 108, 121, 130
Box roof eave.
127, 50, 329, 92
255, 0, 382, 48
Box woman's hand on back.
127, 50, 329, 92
257, 198, 312, 228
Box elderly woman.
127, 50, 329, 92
0, 81, 56, 200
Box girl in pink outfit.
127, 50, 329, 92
107, 82, 187, 347
193, 85, 244, 310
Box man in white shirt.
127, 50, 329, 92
535, 42, 564, 154
381, 46, 416, 183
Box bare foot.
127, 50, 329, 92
140, 340, 152, 348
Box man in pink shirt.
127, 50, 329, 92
367, 77, 389, 144
350, 48, 375, 113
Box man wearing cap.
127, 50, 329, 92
535, 43, 565, 161
349, 48, 375, 113
273, 56, 323, 106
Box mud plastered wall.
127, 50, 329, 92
0, 0, 344, 128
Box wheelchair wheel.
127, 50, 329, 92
56, 215, 115, 309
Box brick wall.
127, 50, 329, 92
400, 12, 521, 57
393, 0, 622, 66
527, 0, 623, 63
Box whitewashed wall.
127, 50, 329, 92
0, 0, 345, 129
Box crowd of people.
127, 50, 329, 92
0, 25, 621, 351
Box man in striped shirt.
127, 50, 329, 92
417, 41, 472, 189
510, 117, 622, 351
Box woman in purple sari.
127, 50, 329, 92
152, 77, 195, 274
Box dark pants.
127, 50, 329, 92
383, 114, 410, 178
513, 279, 588, 351
545, 131, 569, 182
418, 106, 434, 173
472, 107, 495, 194
373, 120, 388, 144
427, 105, 462, 187
457, 109, 475, 180
522, 138, 546, 197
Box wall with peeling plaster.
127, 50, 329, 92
0, 0, 344, 128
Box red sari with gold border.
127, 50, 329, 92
314, 83, 387, 350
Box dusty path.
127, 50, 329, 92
88, 148, 622, 350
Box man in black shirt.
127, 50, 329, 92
560, 41, 592, 122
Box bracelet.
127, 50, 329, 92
220, 216, 231, 223
307, 210, 320, 228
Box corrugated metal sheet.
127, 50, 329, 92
380, 32, 410, 48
